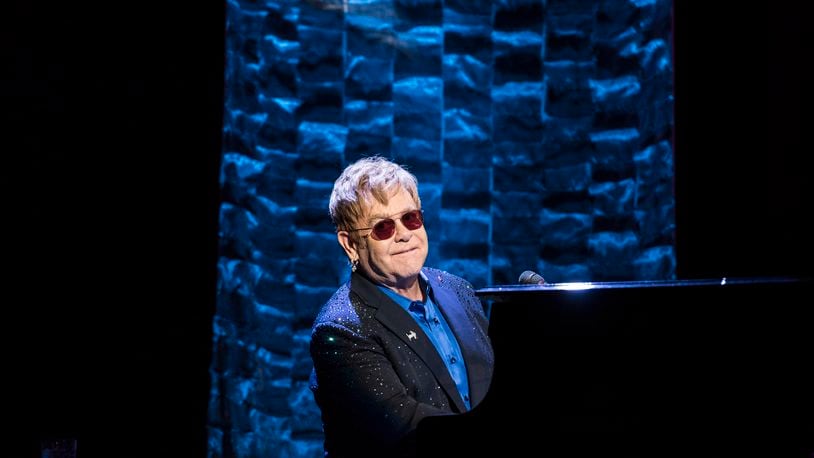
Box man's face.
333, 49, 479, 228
353, 187, 428, 290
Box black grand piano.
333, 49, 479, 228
418, 277, 813, 457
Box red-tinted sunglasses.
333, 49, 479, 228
349, 209, 424, 240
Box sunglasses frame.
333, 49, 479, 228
348, 209, 424, 240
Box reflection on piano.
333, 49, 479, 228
418, 277, 813, 457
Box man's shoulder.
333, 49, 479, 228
313, 282, 354, 323
312, 281, 374, 329
423, 267, 475, 291
422, 266, 458, 280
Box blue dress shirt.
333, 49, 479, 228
378, 272, 472, 410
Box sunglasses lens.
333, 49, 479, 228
402, 210, 424, 230
372, 219, 395, 240
368, 210, 424, 240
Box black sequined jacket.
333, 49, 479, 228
310, 267, 494, 457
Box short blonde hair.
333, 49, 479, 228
329, 156, 421, 232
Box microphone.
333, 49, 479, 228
518, 270, 546, 285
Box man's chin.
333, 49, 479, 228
392, 265, 424, 282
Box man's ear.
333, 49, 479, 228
337, 230, 358, 261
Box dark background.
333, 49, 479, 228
3, 1, 809, 457
674, 2, 812, 279
4, 2, 224, 456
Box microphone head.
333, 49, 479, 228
518, 270, 545, 285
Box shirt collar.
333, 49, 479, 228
377, 271, 432, 312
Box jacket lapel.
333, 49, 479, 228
351, 272, 468, 413
426, 271, 492, 407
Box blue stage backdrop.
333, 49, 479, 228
208, 1, 674, 456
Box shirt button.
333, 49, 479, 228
450, 356, 457, 364
433, 317, 440, 324
464, 395, 469, 402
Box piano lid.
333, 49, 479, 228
477, 275, 808, 299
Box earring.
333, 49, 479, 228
350, 258, 359, 272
